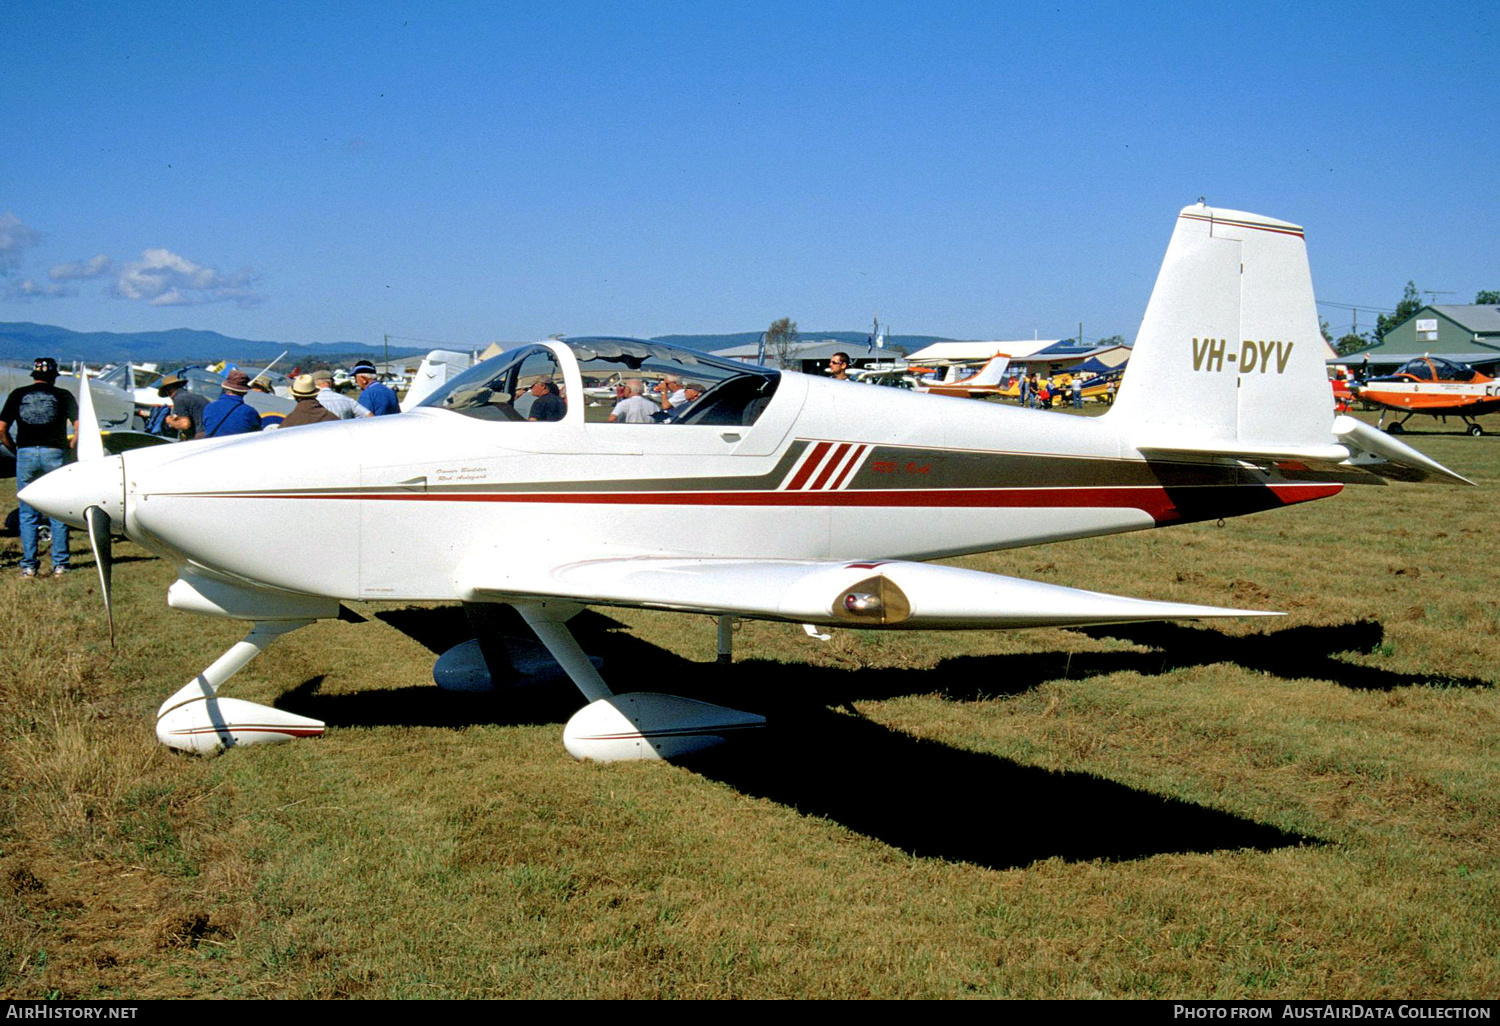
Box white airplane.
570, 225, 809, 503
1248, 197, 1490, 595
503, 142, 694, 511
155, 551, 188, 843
21, 203, 1471, 762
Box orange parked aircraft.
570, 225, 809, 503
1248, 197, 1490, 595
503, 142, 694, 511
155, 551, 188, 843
1353, 356, 1500, 435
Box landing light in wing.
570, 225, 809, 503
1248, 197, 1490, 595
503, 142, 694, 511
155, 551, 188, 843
837, 574, 911, 624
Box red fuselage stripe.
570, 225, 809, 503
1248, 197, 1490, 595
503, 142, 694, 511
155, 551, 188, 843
195, 483, 1343, 522
786, 441, 832, 490
828, 445, 865, 490
809, 443, 850, 491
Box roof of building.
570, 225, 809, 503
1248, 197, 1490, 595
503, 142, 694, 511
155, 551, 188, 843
1430, 305, 1500, 334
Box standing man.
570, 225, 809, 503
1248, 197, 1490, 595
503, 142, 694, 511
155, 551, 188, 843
0, 358, 78, 577
156, 375, 209, 439
525, 379, 566, 421
827, 352, 851, 380
201, 370, 263, 437
1072, 376, 1083, 408
352, 361, 400, 416
280, 374, 340, 429
661, 382, 705, 420
608, 379, 659, 423
312, 369, 369, 420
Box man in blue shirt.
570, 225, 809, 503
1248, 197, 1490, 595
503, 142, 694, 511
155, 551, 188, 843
201, 370, 263, 437
352, 361, 400, 416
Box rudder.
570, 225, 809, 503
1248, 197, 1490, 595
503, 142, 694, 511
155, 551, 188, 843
1108, 203, 1334, 454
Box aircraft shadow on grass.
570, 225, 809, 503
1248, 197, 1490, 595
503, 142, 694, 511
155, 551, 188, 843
1072, 620, 1493, 693
271, 605, 1329, 870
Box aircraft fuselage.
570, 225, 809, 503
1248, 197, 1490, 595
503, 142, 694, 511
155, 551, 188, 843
44, 368, 1342, 604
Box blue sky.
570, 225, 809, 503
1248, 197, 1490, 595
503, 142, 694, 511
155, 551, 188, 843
2, 1, 1494, 347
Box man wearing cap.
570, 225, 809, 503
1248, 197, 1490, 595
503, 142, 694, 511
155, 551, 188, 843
661, 382, 706, 421
280, 374, 340, 429
201, 369, 263, 437
157, 375, 209, 440
312, 369, 369, 420
0, 358, 78, 577
352, 361, 399, 416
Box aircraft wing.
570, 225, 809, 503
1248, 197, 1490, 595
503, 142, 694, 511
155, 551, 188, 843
456, 555, 1277, 630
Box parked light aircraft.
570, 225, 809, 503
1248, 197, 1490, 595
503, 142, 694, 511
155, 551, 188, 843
1351, 356, 1500, 436
913, 355, 1013, 398
22, 204, 1471, 762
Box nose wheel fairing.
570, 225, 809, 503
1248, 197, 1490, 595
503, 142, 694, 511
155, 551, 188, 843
155, 620, 325, 754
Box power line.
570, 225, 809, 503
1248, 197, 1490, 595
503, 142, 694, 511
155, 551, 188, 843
1316, 299, 1389, 313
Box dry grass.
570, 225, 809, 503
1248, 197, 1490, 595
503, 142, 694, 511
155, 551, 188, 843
0, 410, 1496, 998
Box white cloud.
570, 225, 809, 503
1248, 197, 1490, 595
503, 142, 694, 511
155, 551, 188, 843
4, 278, 76, 301
50, 254, 112, 280
0, 212, 43, 275
114, 248, 265, 307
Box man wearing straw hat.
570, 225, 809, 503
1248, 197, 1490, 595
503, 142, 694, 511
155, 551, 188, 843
280, 374, 340, 429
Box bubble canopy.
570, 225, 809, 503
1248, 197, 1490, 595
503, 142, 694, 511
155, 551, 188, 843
417, 337, 781, 426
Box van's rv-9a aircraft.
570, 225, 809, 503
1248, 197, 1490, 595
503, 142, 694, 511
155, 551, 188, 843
21, 203, 1471, 762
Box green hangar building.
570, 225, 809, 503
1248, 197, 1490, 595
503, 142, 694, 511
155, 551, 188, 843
1363, 304, 1500, 367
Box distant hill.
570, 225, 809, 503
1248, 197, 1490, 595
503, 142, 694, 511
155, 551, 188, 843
0, 321, 960, 368
0, 322, 427, 366
650, 331, 956, 355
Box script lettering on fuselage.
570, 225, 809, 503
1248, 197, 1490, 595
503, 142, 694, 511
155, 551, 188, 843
1190, 338, 1295, 374
433, 465, 490, 484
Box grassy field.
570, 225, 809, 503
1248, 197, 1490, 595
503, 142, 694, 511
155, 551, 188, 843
0, 409, 1496, 999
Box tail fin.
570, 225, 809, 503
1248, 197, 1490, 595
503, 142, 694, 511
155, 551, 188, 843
968, 356, 1010, 387
400, 349, 474, 411
1109, 204, 1338, 459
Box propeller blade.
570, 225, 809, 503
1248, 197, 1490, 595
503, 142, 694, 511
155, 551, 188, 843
76, 366, 106, 462
84, 504, 114, 646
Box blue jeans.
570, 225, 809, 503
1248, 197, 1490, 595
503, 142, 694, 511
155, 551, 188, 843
17, 447, 71, 571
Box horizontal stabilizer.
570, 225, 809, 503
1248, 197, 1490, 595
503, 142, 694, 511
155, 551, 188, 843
1137, 441, 1352, 464
458, 556, 1279, 630
1333, 416, 1474, 486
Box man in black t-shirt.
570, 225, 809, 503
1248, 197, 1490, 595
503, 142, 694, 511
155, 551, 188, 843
157, 375, 209, 439
525, 379, 566, 422
0, 358, 79, 577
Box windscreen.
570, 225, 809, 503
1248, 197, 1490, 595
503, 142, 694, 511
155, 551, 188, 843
567, 338, 780, 426
416, 345, 564, 422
